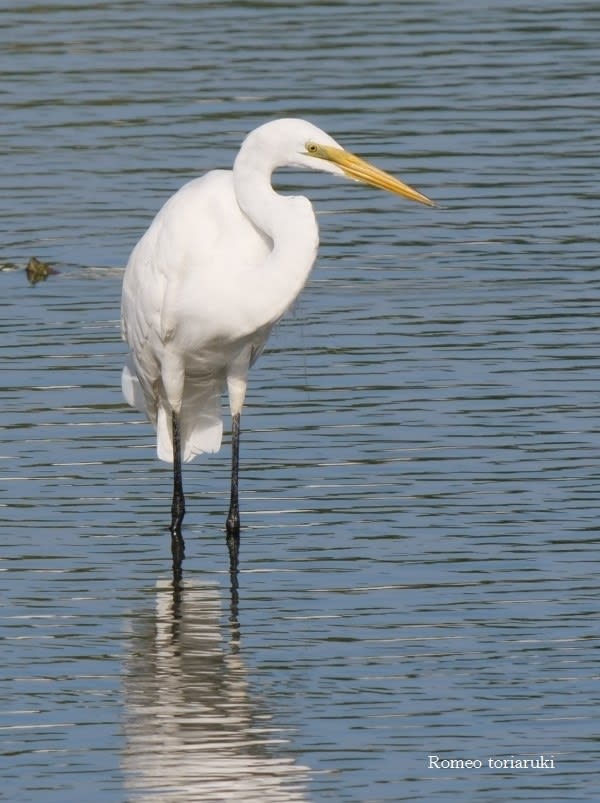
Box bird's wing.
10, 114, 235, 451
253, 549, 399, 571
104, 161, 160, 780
121, 171, 272, 460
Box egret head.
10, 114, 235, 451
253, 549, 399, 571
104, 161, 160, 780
239, 118, 434, 207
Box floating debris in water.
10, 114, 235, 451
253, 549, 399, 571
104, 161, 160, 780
26, 257, 58, 285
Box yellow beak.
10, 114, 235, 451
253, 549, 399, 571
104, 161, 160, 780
311, 144, 435, 207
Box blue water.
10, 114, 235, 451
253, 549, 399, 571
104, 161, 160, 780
1, 2, 599, 801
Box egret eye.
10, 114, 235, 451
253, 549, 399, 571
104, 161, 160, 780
306, 142, 319, 155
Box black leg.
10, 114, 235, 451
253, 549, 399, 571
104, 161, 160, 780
229, 558, 240, 635
170, 410, 185, 581
226, 412, 241, 565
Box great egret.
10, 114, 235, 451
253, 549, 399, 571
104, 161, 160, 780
121, 117, 434, 575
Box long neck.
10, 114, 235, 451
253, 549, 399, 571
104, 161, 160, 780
233, 152, 319, 327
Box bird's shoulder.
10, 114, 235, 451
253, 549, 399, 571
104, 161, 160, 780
140, 170, 262, 269
155, 170, 239, 234
121, 168, 271, 349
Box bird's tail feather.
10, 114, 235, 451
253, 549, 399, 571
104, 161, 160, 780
156, 384, 223, 463
121, 359, 147, 412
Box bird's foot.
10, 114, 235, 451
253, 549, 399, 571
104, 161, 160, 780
170, 524, 186, 586
226, 528, 239, 561
226, 502, 240, 538
226, 524, 240, 622
225, 511, 240, 573
226, 515, 239, 538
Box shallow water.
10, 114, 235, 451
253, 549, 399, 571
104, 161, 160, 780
2, 2, 599, 801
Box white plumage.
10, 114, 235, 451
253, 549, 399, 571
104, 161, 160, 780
120, 117, 434, 570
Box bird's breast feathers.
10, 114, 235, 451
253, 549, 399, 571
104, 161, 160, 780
123, 170, 272, 352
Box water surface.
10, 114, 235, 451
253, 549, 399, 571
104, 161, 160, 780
1, 2, 599, 801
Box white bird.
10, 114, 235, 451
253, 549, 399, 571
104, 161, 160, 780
121, 117, 434, 575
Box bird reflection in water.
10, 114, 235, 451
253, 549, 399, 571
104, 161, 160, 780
121, 578, 310, 802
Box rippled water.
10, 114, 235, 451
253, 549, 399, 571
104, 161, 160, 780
2, 2, 599, 801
